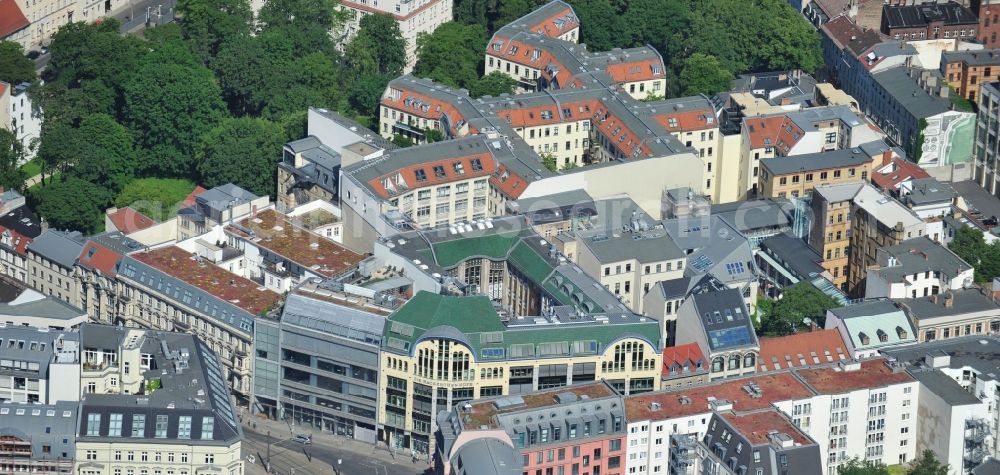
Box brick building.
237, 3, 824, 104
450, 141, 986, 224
881, 2, 979, 40
941, 49, 1000, 104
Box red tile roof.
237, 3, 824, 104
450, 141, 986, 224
182, 186, 208, 208
0, 0, 29, 39
758, 329, 849, 371
131, 246, 282, 316
795, 358, 914, 394
722, 409, 813, 446
381, 88, 471, 137
744, 115, 805, 153
528, 6, 578, 37
0, 228, 31, 256
654, 109, 717, 133
78, 240, 126, 276
367, 152, 497, 199
871, 156, 930, 194
107, 207, 156, 234
662, 343, 707, 377
605, 59, 663, 83
625, 372, 814, 422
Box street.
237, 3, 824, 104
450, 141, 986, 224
32, 0, 178, 72
241, 424, 429, 475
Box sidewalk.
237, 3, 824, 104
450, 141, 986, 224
242, 414, 429, 471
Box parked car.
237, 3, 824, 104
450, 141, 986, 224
26, 50, 41, 60
292, 434, 312, 444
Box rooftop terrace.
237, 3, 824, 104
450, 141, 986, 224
463, 382, 616, 430
129, 246, 282, 316
722, 410, 813, 446
227, 209, 363, 278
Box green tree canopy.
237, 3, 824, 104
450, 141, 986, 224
46, 20, 143, 89
31, 176, 113, 234
471, 71, 517, 98
761, 281, 841, 336
176, 0, 253, 63
414, 22, 488, 91
259, 0, 343, 54
907, 450, 948, 475
115, 178, 196, 221
948, 226, 1000, 283
0, 41, 36, 85
122, 61, 226, 176
836, 458, 889, 475
351, 14, 406, 77
195, 118, 286, 196
0, 129, 26, 191
679, 53, 733, 96
348, 73, 393, 123
570, 0, 622, 52
211, 33, 294, 116
69, 114, 136, 191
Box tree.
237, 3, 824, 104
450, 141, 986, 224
496, 0, 537, 29
907, 450, 948, 475
0, 41, 36, 85
761, 281, 841, 336
351, 14, 406, 77
679, 53, 733, 96
348, 73, 393, 123
116, 178, 197, 221
392, 134, 415, 148
70, 114, 136, 191
568, 0, 622, 51
31, 176, 113, 234
195, 118, 286, 197
621, 0, 689, 62
258, 0, 343, 54
211, 33, 294, 116
0, 129, 25, 191
836, 458, 889, 475
176, 0, 253, 63
423, 128, 445, 143
45, 20, 143, 89
122, 61, 226, 176
541, 153, 557, 172
471, 71, 517, 98
414, 22, 487, 91
453, 0, 488, 28
948, 226, 1000, 283
35, 121, 78, 177
33, 79, 116, 127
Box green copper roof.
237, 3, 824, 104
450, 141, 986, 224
428, 231, 526, 267
384, 292, 658, 360
508, 241, 557, 283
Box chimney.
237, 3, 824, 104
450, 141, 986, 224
944, 291, 954, 308
929, 294, 938, 304
940, 86, 950, 99
882, 149, 894, 167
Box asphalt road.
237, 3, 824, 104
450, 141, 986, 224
32, 0, 177, 72
241, 428, 427, 475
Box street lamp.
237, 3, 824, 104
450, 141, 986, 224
336, 458, 342, 475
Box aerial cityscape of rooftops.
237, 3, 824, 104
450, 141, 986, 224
4, 0, 1000, 473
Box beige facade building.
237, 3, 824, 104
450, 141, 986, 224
810, 183, 862, 290
337, 0, 453, 72
75, 325, 244, 475
846, 184, 926, 296
758, 146, 879, 199
27, 230, 86, 307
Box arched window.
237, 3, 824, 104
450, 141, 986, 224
729, 354, 741, 370
712, 357, 724, 373
743, 352, 756, 369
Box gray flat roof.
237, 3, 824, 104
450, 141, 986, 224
875, 236, 971, 281
872, 67, 951, 119
894, 289, 1000, 320
0, 400, 78, 459
761, 146, 873, 175
910, 369, 981, 405
26, 230, 86, 268
829, 299, 900, 320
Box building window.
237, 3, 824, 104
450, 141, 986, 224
109, 413, 123, 437
155, 415, 168, 438
132, 414, 146, 437
202, 417, 214, 440
86, 413, 101, 436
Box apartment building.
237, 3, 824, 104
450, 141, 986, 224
337, 0, 452, 71
575, 209, 685, 314
974, 82, 1000, 196
0, 400, 76, 475
75, 232, 144, 324
0, 288, 88, 329
659, 342, 710, 390
0, 200, 42, 284
758, 145, 877, 199
755, 329, 849, 372
942, 49, 1000, 104
75, 325, 243, 475
701, 409, 824, 475
625, 358, 918, 475
114, 246, 283, 402
5, 0, 74, 50
871, 155, 931, 197
756, 233, 848, 305
739, 106, 882, 198
252, 280, 394, 442
26, 230, 86, 306
176, 184, 268, 242
865, 236, 973, 299
810, 183, 862, 290
824, 300, 918, 358
223, 209, 365, 292
897, 178, 956, 244
884, 338, 1000, 472
894, 288, 1000, 342
673, 285, 759, 381
0, 325, 79, 403
436, 382, 627, 475
277, 108, 391, 209
846, 184, 926, 296
881, 2, 979, 41
1, 81, 41, 162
